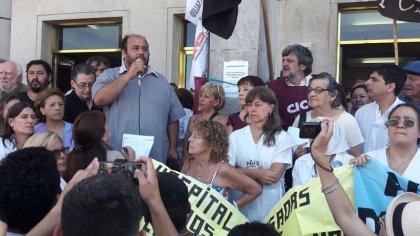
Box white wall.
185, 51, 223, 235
0, 0, 12, 60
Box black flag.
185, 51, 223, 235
202, 0, 242, 39
377, 0, 420, 22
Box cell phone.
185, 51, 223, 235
299, 122, 321, 139
121, 147, 129, 155
99, 162, 147, 174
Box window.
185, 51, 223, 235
51, 20, 122, 92
337, 8, 420, 89
179, 21, 196, 89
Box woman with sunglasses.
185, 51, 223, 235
182, 83, 228, 162
311, 116, 420, 236
24, 131, 69, 189
354, 104, 420, 182
292, 73, 364, 158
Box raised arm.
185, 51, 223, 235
136, 157, 178, 236
27, 158, 100, 236
311, 118, 374, 236
94, 59, 145, 106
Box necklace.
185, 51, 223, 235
386, 148, 414, 174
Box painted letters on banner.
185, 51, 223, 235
377, 0, 420, 22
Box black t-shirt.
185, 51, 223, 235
17, 91, 35, 108
64, 90, 102, 123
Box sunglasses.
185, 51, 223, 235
386, 119, 417, 128
51, 147, 70, 159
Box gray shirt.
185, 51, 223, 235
92, 66, 185, 163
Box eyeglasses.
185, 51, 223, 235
351, 95, 368, 100
306, 87, 329, 94
51, 147, 70, 159
386, 118, 417, 128
73, 80, 94, 90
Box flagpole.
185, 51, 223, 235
261, 0, 274, 80
392, 19, 399, 65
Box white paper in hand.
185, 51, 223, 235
287, 127, 308, 146
122, 134, 154, 160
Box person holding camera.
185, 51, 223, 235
292, 72, 364, 159
228, 86, 295, 222
292, 120, 354, 186
311, 116, 420, 236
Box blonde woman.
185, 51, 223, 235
182, 83, 228, 162
24, 131, 69, 189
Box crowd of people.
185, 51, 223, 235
0, 33, 419, 235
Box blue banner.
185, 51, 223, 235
354, 158, 420, 234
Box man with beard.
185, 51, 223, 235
267, 44, 313, 130
0, 61, 29, 100
18, 60, 52, 107
267, 44, 313, 191
92, 34, 185, 164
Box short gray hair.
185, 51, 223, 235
309, 72, 341, 108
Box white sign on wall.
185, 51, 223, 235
223, 61, 248, 98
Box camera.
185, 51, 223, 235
99, 162, 146, 184
299, 122, 321, 139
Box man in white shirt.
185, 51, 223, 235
355, 64, 406, 153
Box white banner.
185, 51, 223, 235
189, 20, 209, 89
185, 0, 203, 25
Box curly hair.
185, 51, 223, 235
200, 83, 226, 111
0, 147, 60, 233
191, 120, 228, 163
35, 88, 65, 123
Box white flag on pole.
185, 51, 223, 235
185, 0, 209, 89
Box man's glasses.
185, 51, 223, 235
306, 87, 329, 94
386, 118, 417, 128
351, 95, 368, 100
73, 80, 94, 90
51, 147, 70, 159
